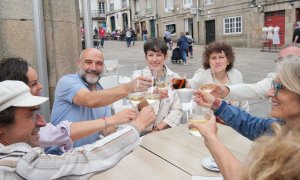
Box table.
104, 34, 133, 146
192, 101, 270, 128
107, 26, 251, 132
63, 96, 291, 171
91, 146, 190, 180
140, 124, 253, 176
92, 124, 252, 179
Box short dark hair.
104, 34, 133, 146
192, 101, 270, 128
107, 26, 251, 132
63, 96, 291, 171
144, 38, 168, 55
0, 58, 29, 84
202, 42, 235, 71
0, 106, 16, 125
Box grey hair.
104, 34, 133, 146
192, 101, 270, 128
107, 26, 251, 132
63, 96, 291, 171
277, 55, 300, 95
281, 43, 300, 50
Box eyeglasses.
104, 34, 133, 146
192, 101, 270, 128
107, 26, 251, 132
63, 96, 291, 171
271, 80, 286, 96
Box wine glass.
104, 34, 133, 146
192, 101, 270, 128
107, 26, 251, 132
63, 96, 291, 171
200, 83, 217, 93
188, 106, 212, 137
155, 69, 170, 103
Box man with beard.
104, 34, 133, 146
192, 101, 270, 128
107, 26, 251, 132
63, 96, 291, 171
0, 80, 156, 179
50, 48, 151, 153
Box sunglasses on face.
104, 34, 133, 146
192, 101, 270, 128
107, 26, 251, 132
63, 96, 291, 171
271, 80, 286, 96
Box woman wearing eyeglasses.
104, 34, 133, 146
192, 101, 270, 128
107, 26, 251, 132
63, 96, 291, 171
191, 55, 300, 179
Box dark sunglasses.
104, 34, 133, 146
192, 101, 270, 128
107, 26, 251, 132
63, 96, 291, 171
271, 80, 286, 96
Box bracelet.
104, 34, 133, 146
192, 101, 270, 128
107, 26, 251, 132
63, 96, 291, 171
103, 117, 109, 129
211, 98, 222, 112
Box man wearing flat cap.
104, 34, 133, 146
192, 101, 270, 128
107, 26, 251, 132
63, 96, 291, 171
0, 80, 155, 179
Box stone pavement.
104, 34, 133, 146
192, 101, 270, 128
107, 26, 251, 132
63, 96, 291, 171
100, 40, 278, 117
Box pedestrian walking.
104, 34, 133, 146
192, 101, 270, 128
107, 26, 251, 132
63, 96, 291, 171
164, 29, 173, 50
186, 32, 194, 59
142, 27, 148, 43
125, 29, 132, 47
98, 27, 106, 48
177, 32, 189, 65
130, 28, 136, 46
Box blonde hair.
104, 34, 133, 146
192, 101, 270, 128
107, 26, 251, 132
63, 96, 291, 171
245, 123, 300, 180
277, 55, 300, 95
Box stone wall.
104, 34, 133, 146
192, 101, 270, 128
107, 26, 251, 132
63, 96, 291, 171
0, 0, 81, 107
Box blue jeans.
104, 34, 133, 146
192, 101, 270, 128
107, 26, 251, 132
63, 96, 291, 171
181, 50, 187, 63
143, 34, 147, 42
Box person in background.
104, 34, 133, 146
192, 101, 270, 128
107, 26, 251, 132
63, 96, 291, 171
0, 57, 140, 152
211, 43, 300, 100
186, 42, 249, 111
132, 38, 183, 134
49, 48, 152, 153
142, 27, 148, 43
191, 56, 300, 179
99, 26, 106, 48
0, 80, 156, 179
93, 27, 98, 39
130, 28, 136, 46
292, 21, 300, 44
125, 28, 132, 47
185, 32, 194, 59
164, 28, 173, 50
177, 32, 189, 65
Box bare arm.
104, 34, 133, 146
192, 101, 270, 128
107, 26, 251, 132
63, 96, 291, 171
189, 115, 246, 180
70, 109, 137, 140
73, 77, 151, 108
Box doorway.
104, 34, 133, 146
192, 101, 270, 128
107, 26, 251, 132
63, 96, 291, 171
110, 16, 116, 31
205, 20, 215, 44
150, 19, 156, 38
122, 13, 128, 30
185, 18, 194, 37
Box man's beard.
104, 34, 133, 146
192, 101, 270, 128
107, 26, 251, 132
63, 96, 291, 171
79, 68, 102, 85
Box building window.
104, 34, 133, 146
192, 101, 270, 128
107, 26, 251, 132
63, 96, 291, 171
109, 0, 114, 11
99, 2, 105, 14
166, 24, 176, 34
146, 0, 152, 13
122, 0, 127, 8
135, 0, 141, 12
205, 0, 214, 5
183, 0, 192, 5
223, 16, 242, 34
164, 0, 174, 11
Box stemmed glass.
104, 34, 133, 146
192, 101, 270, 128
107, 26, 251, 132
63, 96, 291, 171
155, 69, 170, 103
142, 69, 160, 115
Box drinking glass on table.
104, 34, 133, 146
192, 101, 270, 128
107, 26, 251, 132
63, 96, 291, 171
188, 106, 212, 137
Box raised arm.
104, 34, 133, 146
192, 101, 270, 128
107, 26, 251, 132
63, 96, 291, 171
189, 115, 245, 180
74, 76, 151, 108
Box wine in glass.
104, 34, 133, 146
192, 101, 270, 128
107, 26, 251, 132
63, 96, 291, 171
200, 83, 216, 93
188, 106, 212, 137
128, 92, 145, 109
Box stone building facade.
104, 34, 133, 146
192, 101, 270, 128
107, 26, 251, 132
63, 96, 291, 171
129, 0, 300, 48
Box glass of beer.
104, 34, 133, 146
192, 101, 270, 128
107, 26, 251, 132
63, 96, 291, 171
188, 106, 212, 137
171, 73, 186, 89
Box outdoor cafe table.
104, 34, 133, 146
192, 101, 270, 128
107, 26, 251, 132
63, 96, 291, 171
92, 124, 252, 179
140, 124, 253, 177
91, 146, 190, 180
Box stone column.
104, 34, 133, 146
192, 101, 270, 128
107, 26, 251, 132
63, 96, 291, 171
0, 0, 81, 108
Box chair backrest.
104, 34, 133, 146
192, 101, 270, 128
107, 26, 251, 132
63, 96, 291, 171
104, 59, 119, 75
99, 74, 119, 89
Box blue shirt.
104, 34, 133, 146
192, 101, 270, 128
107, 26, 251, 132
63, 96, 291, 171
215, 101, 281, 140
50, 73, 111, 148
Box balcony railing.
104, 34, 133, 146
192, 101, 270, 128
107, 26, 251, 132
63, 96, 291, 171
122, 2, 127, 8
80, 10, 106, 18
